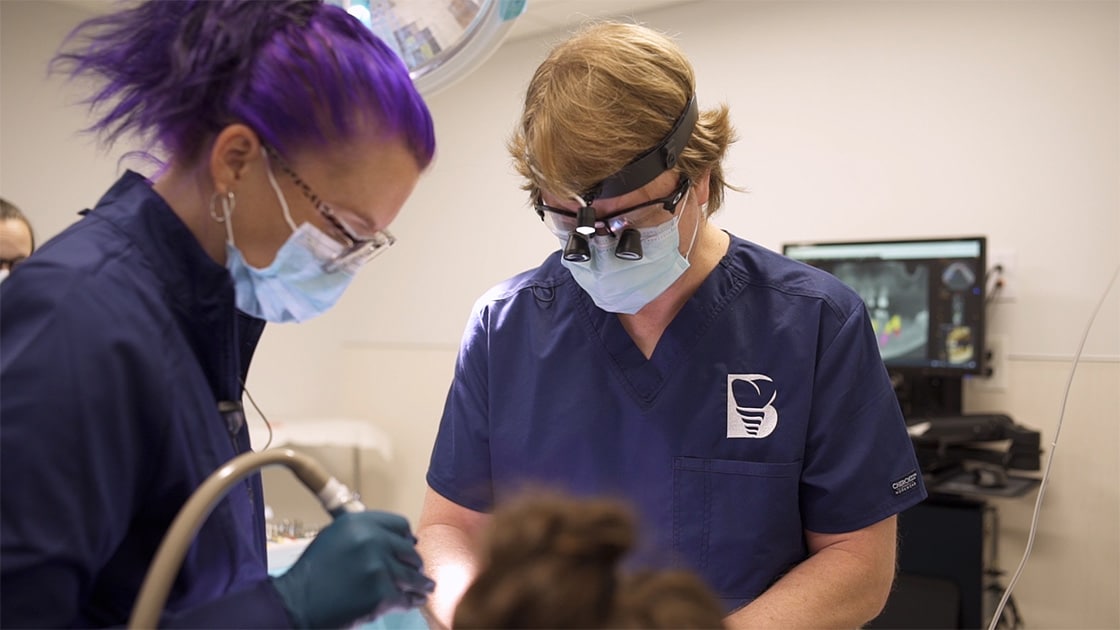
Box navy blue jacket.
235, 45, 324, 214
1, 172, 292, 627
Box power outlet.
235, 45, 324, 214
989, 250, 1017, 301
972, 333, 1008, 391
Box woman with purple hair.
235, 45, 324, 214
0, 1, 436, 627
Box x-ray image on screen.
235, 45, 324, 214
782, 236, 986, 376
833, 260, 930, 362
940, 261, 979, 365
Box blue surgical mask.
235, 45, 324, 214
220, 152, 357, 323
559, 190, 699, 314
225, 224, 355, 323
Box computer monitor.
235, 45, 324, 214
782, 236, 987, 415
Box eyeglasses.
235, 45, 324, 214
535, 177, 690, 238
264, 147, 395, 273
0, 257, 27, 271
535, 177, 691, 261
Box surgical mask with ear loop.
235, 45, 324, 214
558, 187, 701, 315
219, 151, 358, 323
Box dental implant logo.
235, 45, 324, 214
727, 374, 779, 438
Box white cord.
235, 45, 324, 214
986, 262, 1120, 630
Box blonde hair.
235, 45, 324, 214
509, 22, 739, 214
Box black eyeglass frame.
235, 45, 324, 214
264, 146, 396, 273
0, 257, 28, 271
534, 177, 691, 239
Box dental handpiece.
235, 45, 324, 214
128, 448, 364, 629
316, 473, 367, 516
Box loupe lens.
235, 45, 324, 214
615, 228, 643, 260
563, 233, 591, 262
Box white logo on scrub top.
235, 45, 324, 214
727, 374, 779, 438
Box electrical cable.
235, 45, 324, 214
985, 264, 1006, 305
127, 448, 366, 629
985, 262, 1120, 630
241, 379, 273, 450
984, 505, 1025, 628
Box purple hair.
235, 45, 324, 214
51, 0, 435, 168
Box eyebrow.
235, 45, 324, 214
538, 177, 688, 219
539, 193, 656, 214
331, 202, 378, 232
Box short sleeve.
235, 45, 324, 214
426, 306, 496, 512
800, 304, 927, 533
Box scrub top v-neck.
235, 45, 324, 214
427, 235, 926, 611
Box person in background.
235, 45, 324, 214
0, 197, 36, 283
0, 1, 435, 627
417, 21, 927, 629
452, 490, 725, 629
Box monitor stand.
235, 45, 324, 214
891, 372, 963, 419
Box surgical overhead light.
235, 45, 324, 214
328, 0, 528, 97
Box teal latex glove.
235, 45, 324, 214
271, 511, 435, 629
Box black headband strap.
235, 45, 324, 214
582, 95, 698, 202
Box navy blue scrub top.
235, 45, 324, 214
427, 235, 928, 612
0, 172, 291, 627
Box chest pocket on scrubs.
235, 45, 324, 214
672, 456, 803, 600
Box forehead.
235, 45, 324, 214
0, 218, 32, 254
289, 136, 422, 224
540, 169, 679, 212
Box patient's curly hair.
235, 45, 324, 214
452, 491, 725, 629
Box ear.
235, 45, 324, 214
693, 168, 712, 210
209, 124, 262, 194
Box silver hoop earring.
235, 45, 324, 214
209, 191, 236, 223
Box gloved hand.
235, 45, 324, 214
271, 510, 435, 629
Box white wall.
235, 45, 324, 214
3, 1, 1117, 628
0, 1, 127, 239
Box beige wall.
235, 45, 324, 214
3, 1, 1117, 628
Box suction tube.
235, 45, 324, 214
128, 448, 366, 628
